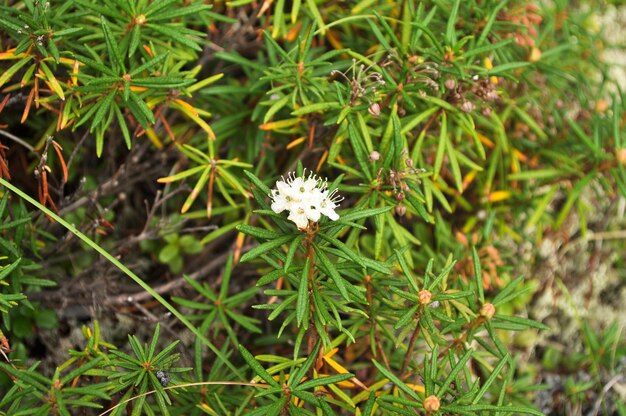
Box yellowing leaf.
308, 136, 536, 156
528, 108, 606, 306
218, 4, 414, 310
286, 136, 306, 149
477, 134, 494, 148
512, 149, 528, 163
145, 128, 163, 149
171, 99, 216, 140
174, 98, 198, 117
487, 190, 512, 202
39, 62, 65, 100
462, 170, 478, 191
323, 349, 368, 391
187, 73, 224, 93
326, 29, 344, 50
0, 49, 24, 60
259, 118, 300, 131
406, 383, 425, 393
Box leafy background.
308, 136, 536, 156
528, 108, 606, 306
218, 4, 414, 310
0, 0, 625, 415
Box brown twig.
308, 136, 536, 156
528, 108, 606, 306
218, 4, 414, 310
400, 319, 421, 377
0, 129, 37, 154
104, 245, 254, 306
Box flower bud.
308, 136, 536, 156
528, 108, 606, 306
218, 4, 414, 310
418, 289, 432, 305
369, 151, 381, 162
480, 303, 496, 319
528, 46, 542, 62
368, 102, 381, 117
444, 79, 455, 90
135, 14, 147, 25
395, 205, 406, 216
423, 395, 440, 413
616, 148, 626, 165
460, 100, 474, 113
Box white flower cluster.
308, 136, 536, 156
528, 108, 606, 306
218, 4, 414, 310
270, 171, 342, 230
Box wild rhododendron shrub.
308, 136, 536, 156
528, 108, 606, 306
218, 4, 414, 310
0, 0, 624, 415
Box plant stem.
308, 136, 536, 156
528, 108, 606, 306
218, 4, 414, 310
401, 319, 421, 377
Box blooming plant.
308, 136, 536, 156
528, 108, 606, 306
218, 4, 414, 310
232, 167, 548, 414
0, 0, 624, 414
270, 171, 342, 230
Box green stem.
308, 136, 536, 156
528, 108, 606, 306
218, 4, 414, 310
0, 178, 243, 380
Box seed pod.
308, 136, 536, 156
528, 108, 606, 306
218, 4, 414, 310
368, 102, 381, 117
461, 101, 475, 113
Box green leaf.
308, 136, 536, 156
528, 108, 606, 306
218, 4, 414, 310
394, 248, 419, 293
90, 90, 116, 132
131, 77, 194, 88
313, 244, 350, 301
101, 16, 124, 73
129, 52, 170, 77
297, 373, 354, 390
244, 170, 272, 195
290, 341, 320, 387
445, 0, 461, 45
240, 234, 295, 263
148, 323, 160, 359
0, 55, 33, 88
236, 224, 282, 240
488, 61, 531, 76
305, 0, 324, 33
284, 234, 305, 271
158, 245, 179, 264
150, 3, 212, 21
433, 112, 447, 179
319, 233, 390, 274
296, 258, 310, 327
393, 305, 419, 330
471, 354, 509, 404
146, 23, 203, 51
334, 206, 392, 224
128, 91, 155, 127
291, 102, 342, 115
371, 359, 421, 401
555, 171, 595, 228
443, 404, 543, 415
492, 276, 523, 305
437, 348, 473, 396
0, 258, 21, 280
113, 104, 132, 149
347, 122, 373, 181
472, 246, 484, 303
493, 314, 549, 331
238, 344, 280, 387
